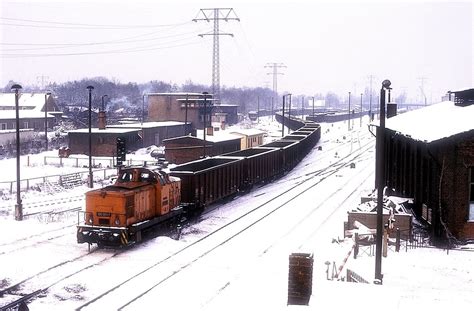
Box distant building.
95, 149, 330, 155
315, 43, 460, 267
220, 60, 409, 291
67, 128, 141, 157
230, 128, 265, 149
108, 121, 188, 147
147, 93, 239, 130
67, 121, 187, 157
379, 88, 474, 242
0, 93, 61, 131
163, 130, 241, 164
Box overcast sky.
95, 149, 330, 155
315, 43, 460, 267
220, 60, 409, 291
1, 0, 472, 103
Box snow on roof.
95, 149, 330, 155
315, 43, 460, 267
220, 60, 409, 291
195, 129, 242, 143
0, 93, 49, 112
379, 101, 474, 143
67, 128, 138, 134
147, 92, 204, 96
108, 121, 185, 128
230, 128, 266, 136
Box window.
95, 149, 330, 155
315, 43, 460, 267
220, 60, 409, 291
469, 167, 474, 221
0, 123, 6, 130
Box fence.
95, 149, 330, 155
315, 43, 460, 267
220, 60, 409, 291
41, 156, 158, 169
0, 168, 117, 195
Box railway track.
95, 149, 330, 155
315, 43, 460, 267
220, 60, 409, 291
4, 127, 375, 310
0, 249, 123, 311
0, 194, 84, 218
72, 138, 375, 310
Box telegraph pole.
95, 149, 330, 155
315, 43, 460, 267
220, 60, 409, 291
418, 76, 428, 106
368, 75, 375, 121
193, 8, 240, 104
265, 62, 286, 108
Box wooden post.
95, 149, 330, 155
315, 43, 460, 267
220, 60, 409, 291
395, 228, 400, 252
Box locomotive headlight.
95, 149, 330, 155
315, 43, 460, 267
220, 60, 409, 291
114, 217, 120, 226
88, 216, 93, 224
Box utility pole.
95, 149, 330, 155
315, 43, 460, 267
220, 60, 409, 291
36, 75, 49, 90
257, 96, 260, 123
367, 75, 375, 121
348, 92, 351, 131
360, 93, 363, 127
312, 96, 315, 121
265, 62, 286, 108
418, 76, 428, 106
288, 94, 292, 134
193, 8, 240, 104
301, 96, 304, 119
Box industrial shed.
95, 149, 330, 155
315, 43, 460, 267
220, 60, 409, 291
379, 89, 474, 242
67, 128, 141, 157
108, 121, 188, 147
163, 131, 241, 164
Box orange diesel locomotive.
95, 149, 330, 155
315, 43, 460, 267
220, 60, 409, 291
77, 166, 181, 247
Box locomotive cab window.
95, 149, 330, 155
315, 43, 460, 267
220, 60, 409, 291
140, 172, 156, 183
119, 172, 132, 182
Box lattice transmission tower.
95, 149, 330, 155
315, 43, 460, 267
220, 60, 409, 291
193, 8, 240, 104
265, 63, 286, 107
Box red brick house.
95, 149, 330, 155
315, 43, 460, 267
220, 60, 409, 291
380, 89, 474, 242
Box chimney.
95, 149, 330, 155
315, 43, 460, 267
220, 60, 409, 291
387, 102, 397, 118
206, 126, 214, 136
98, 111, 106, 129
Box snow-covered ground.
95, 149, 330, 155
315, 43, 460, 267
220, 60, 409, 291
0, 116, 472, 310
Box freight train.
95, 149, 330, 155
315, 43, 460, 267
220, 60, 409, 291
77, 117, 321, 247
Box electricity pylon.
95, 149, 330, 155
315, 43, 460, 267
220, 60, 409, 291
265, 62, 286, 107
193, 8, 240, 104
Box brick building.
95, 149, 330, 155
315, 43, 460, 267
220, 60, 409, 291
380, 88, 474, 242
147, 93, 212, 130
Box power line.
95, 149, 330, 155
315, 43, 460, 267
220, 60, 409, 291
0, 17, 190, 29
193, 8, 240, 103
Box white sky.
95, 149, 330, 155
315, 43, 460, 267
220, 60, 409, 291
1, 0, 472, 102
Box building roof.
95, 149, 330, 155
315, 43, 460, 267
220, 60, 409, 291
67, 128, 139, 134
195, 130, 242, 143
147, 92, 205, 96
230, 128, 266, 137
0, 93, 60, 120
382, 100, 474, 143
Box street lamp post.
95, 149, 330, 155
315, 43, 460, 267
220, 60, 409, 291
87, 86, 94, 188
44, 91, 51, 151
288, 93, 292, 134
360, 93, 363, 127
312, 96, 315, 121
12, 84, 23, 221
375, 79, 391, 284
281, 95, 286, 137
202, 92, 209, 157
348, 92, 351, 131
142, 94, 146, 125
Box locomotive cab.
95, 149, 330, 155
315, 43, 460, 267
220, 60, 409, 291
77, 166, 182, 247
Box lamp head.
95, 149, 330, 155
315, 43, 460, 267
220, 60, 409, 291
11, 84, 22, 91
86, 85, 94, 91
382, 79, 391, 89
